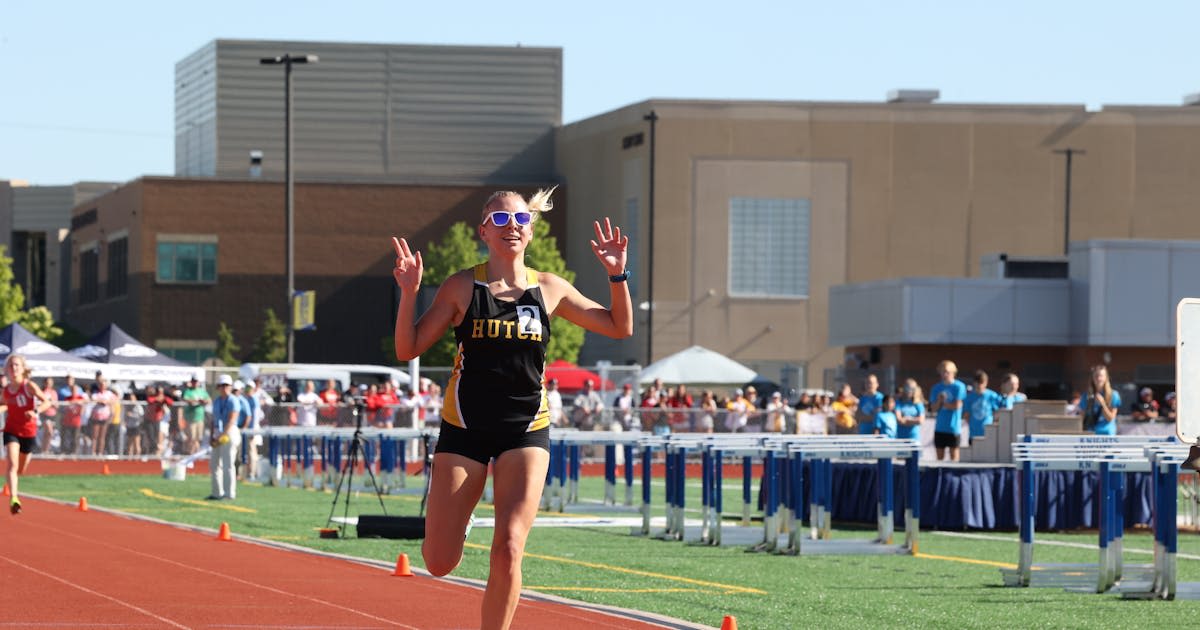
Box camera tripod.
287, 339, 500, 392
325, 408, 388, 538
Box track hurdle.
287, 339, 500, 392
259, 427, 431, 493
1116, 443, 1199, 600
692, 435, 919, 554
1000, 434, 1178, 592
780, 436, 920, 555
700, 437, 768, 546
544, 429, 647, 512
658, 434, 711, 541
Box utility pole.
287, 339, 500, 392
260, 53, 318, 362
643, 110, 658, 366
1053, 148, 1085, 256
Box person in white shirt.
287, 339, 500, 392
546, 379, 564, 427
724, 389, 750, 433
765, 391, 789, 433
613, 383, 636, 430
295, 380, 320, 427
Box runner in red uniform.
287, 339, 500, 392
2, 354, 53, 515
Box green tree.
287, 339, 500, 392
0, 244, 63, 341
525, 218, 585, 364
0, 244, 27, 326
19, 306, 63, 341
248, 308, 287, 363
383, 223, 484, 366
215, 322, 241, 366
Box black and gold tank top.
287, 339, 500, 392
441, 263, 552, 432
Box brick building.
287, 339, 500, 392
64, 178, 564, 364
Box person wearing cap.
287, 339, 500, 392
724, 388, 751, 432
765, 390, 789, 433
207, 374, 243, 500
1130, 386, 1159, 423
179, 375, 209, 455
1162, 392, 1177, 424
572, 379, 604, 430
612, 382, 634, 430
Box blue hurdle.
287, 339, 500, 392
255, 426, 430, 493
1116, 443, 1198, 600
780, 437, 921, 555
688, 435, 918, 554
1001, 434, 1179, 592
545, 430, 647, 514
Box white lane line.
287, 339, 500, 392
931, 530, 1200, 561
0, 555, 191, 629
32, 520, 421, 630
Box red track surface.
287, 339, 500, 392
0, 498, 695, 629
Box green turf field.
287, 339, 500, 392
23, 473, 1200, 629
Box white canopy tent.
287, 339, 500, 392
637, 345, 763, 387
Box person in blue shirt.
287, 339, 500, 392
930, 360, 968, 462
963, 370, 1003, 445
895, 378, 926, 442
998, 372, 1027, 410
232, 380, 254, 480
207, 375, 244, 500
1080, 364, 1120, 436
856, 374, 884, 435
874, 394, 899, 438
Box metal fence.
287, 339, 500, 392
18, 397, 842, 459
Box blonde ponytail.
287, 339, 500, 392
526, 186, 557, 214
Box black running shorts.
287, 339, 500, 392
434, 420, 550, 465
933, 431, 960, 450
3, 432, 36, 454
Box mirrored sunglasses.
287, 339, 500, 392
483, 211, 533, 227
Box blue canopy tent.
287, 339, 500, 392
70, 323, 202, 384
0, 322, 99, 378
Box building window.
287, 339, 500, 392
156, 339, 216, 365
79, 247, 100, 304
728, 197, 810, 298
107, 237, 128, 297
157, 237, 217, 284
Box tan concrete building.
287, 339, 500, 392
557, 97, 1200, 392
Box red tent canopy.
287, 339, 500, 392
545, 359, 613, 392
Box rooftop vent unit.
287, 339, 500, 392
980, 253, 1069, 279
887, 89, 940, 104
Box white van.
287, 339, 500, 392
238, 363, 410, 394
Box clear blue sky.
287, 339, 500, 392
1, 0, 1195, 185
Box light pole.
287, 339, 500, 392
260, 53, 318, 363
1053, 147, 1085, 256
643, 110, 657, 366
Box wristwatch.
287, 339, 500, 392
609, 269, 630, 283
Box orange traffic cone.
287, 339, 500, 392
720, 615, 738, 630
392, 552, 414, 577
77, 497, 89, 512
101, 463, 111, 475
216, 522, 232, 542
1, 484, 9, 497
